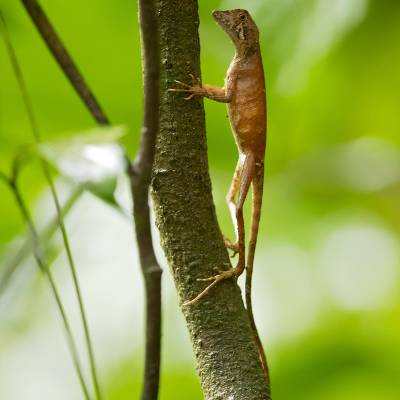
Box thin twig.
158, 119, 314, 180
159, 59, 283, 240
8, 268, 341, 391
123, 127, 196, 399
20, 0, 109, 125
0, 13, 102, 400
0, 175, 92, 400
128, 0, 162, 399
0, 171, 9, 183
0, 186, 83, 298
13, 2, 163, 397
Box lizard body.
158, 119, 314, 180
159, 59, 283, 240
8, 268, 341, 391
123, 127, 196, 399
169, 9, 269, 382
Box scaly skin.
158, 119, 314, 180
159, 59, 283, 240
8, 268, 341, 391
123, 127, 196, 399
169, 8, 269, 384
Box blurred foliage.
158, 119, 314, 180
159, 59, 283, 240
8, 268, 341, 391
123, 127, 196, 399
1, 0, 400, 399
37, 126, 127, 208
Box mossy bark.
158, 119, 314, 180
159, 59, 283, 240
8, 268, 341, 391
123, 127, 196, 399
152, 1, 271, 399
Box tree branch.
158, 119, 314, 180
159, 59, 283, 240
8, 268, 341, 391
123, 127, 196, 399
151, 1, 271, 399
20, 0, 109, 125
19, 1, 163, 397
128, 0, 162, 399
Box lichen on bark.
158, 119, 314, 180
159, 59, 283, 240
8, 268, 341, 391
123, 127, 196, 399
151, 1, 271, 398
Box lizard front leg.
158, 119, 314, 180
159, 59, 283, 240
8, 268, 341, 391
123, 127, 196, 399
169, 75, 232, 103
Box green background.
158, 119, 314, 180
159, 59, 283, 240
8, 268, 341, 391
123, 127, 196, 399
1, 0, 400, 399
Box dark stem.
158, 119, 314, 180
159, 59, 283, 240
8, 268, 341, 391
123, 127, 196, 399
128, 0, 162, 399
20, 0, 109, 125
8, 2, 163, 397
0, 176, 92, 400
0, 13, 103, 400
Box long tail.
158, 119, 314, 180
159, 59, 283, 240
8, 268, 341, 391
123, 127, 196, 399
245, 165, 270, 384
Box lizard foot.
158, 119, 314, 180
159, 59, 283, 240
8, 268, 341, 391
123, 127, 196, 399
183, 268, 238, 306
223, 235, 239, 257
168, 74, 203, 100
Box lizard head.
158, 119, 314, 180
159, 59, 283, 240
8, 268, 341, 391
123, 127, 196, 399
212, 9, 259, 51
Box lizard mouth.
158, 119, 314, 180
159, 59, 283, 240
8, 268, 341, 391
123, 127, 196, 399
211, 10, 222, 18
211, 10, 230, 25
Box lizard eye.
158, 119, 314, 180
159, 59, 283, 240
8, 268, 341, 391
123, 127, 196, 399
240, 14, 246, 21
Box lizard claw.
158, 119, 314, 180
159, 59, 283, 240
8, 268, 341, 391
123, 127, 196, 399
184, 93, 195, 100
196, 272, 224, 282
173, 79, 193, 89
168, 75, 203, 100
183, 269, 237, 306
189, 73, 201, 86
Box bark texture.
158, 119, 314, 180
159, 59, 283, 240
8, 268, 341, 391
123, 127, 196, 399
151, 1, 271, 399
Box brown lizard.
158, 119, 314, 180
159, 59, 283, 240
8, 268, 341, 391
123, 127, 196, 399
169, 9, 269, 382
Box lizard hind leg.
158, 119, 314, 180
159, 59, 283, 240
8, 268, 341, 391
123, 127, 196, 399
233, 153, 256, 278
183, 154, 256, 306
245, 165, 270, 383
223, 159, 242, 256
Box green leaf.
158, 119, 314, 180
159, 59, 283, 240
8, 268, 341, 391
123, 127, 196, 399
36, 126, 127, 207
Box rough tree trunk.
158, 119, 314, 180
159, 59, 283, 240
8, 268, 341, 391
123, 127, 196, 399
151, 1, 271, 399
